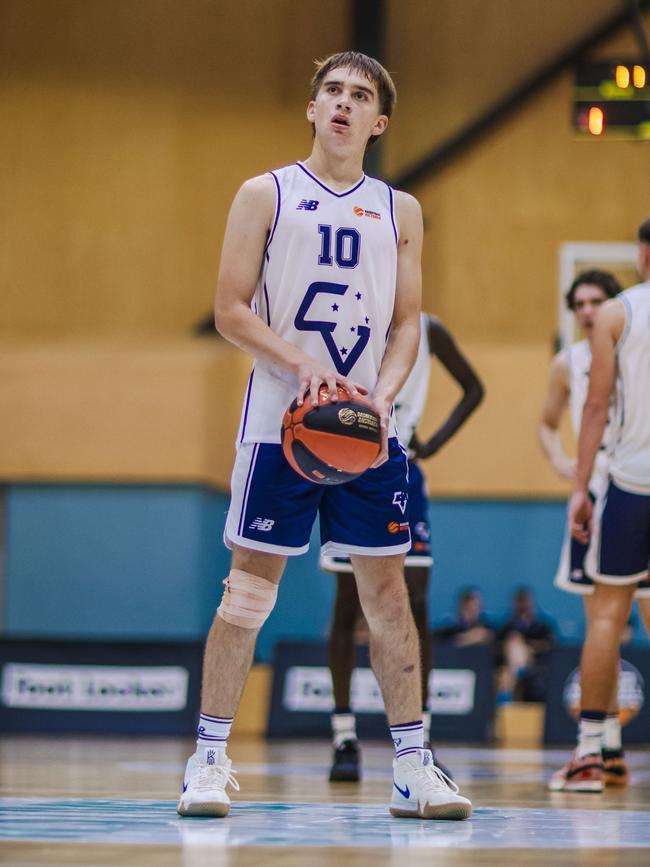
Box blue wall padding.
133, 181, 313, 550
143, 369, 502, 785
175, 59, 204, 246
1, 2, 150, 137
4, 485, 647, 660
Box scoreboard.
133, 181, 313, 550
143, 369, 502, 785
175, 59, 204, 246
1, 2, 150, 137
574, 60, 650, 139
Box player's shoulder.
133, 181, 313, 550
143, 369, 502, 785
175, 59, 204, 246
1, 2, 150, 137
391, 189, 422, 218
549, 348, 570, 385
238, 173, 278, 200
391, 189, 422, 241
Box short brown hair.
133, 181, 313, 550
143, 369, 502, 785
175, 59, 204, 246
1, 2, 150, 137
309, 51, 397, 149
638, 216, 650, 245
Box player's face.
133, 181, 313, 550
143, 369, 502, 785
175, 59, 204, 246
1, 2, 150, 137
573, 284, 608, 335
307, 67, 388, 155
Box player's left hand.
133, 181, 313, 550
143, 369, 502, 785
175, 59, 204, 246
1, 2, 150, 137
568, 488, 592, 544
370, 395, 390, 468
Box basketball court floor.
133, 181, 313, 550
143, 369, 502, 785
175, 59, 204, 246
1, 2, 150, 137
1, 735, 649, 866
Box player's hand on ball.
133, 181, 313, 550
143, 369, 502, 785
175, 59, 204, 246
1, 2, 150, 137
568, 488, 592, 544
296, 361, 367, 407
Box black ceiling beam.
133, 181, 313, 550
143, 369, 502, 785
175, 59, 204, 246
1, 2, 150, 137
393, 0, 650, 190
352, 0, 386, 176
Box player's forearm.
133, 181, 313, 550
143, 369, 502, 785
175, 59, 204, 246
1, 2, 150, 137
575, 400, 608, 491
373, 316, 420, 405
419, 383, 484, 457
538, 424, 569, 468
215, 300, 308, 376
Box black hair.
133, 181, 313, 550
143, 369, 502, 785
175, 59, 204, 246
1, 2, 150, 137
565, 270, 621, 311
638, 216, 650, 245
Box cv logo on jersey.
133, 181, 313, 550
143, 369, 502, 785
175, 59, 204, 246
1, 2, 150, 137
294, 281, 370, 376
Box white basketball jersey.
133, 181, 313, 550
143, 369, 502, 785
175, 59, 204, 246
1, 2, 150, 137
394, 313, 430, 446
238, 162, 399, 444
565, 339, 612, 493
610, 282, 650, 493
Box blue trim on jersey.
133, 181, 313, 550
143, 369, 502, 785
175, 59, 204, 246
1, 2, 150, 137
296, 161, 366, 198
238, 370, 255, 445
387, 184, 398, 243
238, 442, 259, 536
264, 171, 282, 255
263, 281, 271, 326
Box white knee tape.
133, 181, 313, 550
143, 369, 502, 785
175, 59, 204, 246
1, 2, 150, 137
217, 569, 278, 629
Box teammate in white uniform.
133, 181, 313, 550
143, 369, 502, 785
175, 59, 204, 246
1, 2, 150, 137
551, 218, 650, 792
177, 52, 471, 820
323, 313, 483, 781
540, 271, 650, 788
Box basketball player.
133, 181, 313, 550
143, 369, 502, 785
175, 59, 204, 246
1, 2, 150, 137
323, 313, 484, 781
540, 270, 650, 786
177, 52, 471, 820
550, 218, 650, 792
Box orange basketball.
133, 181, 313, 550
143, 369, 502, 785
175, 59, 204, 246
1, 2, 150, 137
281, 385, 381, 485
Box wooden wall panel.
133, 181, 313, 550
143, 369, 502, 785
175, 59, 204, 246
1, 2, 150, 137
0, 0, 347, 339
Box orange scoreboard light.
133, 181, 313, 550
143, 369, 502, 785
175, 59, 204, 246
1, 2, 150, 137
574, 60, 650, 139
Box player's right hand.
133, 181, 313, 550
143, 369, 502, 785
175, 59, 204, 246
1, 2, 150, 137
568, 488, 592, 544
295, 361, 367, 407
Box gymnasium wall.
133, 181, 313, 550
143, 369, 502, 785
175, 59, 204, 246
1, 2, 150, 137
2, 3, 649, 648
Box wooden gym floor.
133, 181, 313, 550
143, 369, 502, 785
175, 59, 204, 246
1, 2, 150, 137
1, 735, 649, 866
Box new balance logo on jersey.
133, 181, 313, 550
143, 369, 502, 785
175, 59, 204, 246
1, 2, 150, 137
393, 491, 408, 515
249, 517, 275, 532
297, 199, 319, 211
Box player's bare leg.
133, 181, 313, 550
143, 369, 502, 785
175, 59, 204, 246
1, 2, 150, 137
638, 596, 650, 639
580, 582, 636, 710
200, 546, 285, 715
328, 574, 362, 781
551, 582, 635, 792
352, 553, 471, 819
178, 546, 285, 817
352, 553, 420, 724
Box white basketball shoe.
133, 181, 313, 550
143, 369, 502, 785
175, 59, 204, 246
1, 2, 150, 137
177, 747, 240, 817
390, 749, 472, 820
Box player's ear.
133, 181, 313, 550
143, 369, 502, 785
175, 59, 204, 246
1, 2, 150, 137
371, 115, 389, 138
306, 101, 316, 123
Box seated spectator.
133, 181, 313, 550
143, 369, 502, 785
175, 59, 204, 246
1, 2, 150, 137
433, 588, 495, 647
496, 586, 554, 703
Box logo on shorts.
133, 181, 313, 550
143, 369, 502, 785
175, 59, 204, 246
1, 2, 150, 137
297, 199, 319, 211
392, 491, 408, 515
414, 521, 430, 540
338, 408, 357, 425
249, 517, 275, 532
387, 521, 409, 534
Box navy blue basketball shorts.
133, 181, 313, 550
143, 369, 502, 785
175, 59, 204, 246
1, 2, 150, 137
583, 480, 650, 586
555, 487, 650, 596
319, 458, 432, 574
225, 437, 411, 558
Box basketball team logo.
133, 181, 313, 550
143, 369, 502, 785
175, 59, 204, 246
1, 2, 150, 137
563, 659, 645, 725
338, 408, 357, 426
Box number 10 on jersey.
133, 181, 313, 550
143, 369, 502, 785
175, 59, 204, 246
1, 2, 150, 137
318, 225, 360, 269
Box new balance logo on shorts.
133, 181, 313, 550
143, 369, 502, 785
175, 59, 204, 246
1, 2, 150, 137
392, 491, 408, 515
249, 517, 275, 532
296, 199, 319, 211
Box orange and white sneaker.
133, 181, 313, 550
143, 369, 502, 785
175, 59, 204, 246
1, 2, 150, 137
548, 752, 603, 792
602, 749, 629, 786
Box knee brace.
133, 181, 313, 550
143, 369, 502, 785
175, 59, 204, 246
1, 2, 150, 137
217, 569, 278, 629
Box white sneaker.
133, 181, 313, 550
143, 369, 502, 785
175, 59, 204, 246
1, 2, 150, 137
177, 748, 240, 817
390, 749, 472, 820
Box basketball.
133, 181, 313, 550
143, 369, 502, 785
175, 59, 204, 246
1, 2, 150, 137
281, 385, 381, 485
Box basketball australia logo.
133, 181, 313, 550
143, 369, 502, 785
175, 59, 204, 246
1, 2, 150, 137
563, 659, 645, 725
